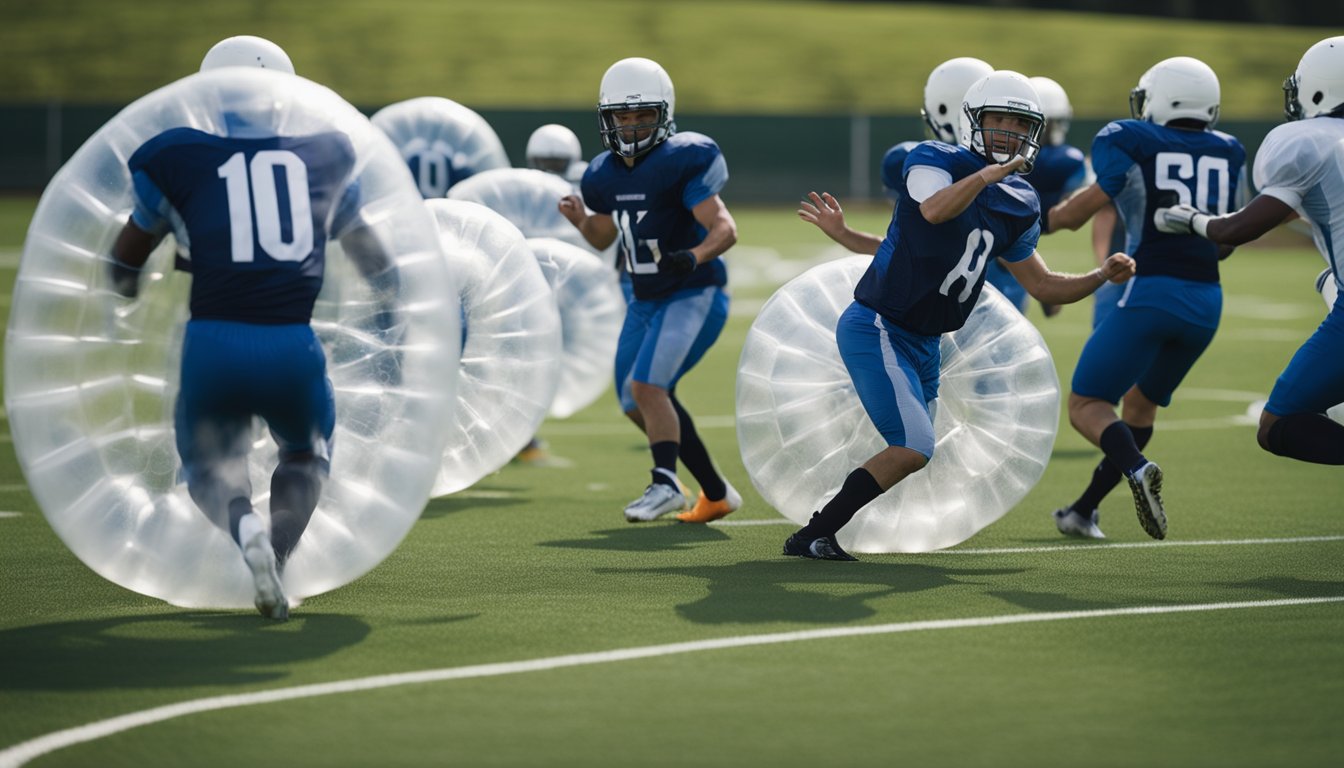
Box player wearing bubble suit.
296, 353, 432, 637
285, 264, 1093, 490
559, 57, 742, 524
783, 71, 1136, 561
108, 37, 398, 619
1154, 36, 1344, 466
527, 123, 588, 187
371, 97, 510, 198
1047, 57, 1247, 540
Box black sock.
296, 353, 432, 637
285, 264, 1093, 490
270, 457, 326, 564
1265, 413, 1344, 465
650, 441, 680, 488
671, 396, 727, 500
798, 468, 884, 539
1098, 421, 1147, 478
1072, 425, 1153, 512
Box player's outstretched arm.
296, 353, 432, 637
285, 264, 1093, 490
919, 156, 1025, 225
1046, 184, 1111, 233
1153, 195, 1296, 246
1006, 251, 1135, 305
797, 191, 881, 255
558, 194, 618, 250
107, 219, 159, 298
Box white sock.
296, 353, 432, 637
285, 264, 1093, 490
237, 512, 267, 547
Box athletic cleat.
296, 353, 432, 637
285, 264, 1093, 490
1127, 461, 1167, 540
623, 482, 688, 522
243, 532, 289, 620
1053, 507, 1106, 539
782, 531, 858, 561
676, 480, 742, 523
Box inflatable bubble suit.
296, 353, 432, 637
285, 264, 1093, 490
448, 168, 590, 250
736, 255, 1060, 553
3, 69, 462, 608
370, 97, 511, 198
426, 200, 562, 496
525, 238, 625, 417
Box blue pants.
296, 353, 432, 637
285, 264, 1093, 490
1266, 299, 1344, 416
615, 285, 729, 412
836, 302, 940, 459
1071, 305, 1216, 406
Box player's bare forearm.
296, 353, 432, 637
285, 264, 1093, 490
1009, 252, 1135, 305
689, 196, 737, 262
559, 195, 617, 250
798, 191, 881, 255
111, 220, 156, 269
1048, 184, 1111, 233
920, 156, 1024, 225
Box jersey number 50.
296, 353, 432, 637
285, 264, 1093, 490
217, 150, 315, 264
1154, 152, 1231, 215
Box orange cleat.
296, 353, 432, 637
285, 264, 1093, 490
675, 481, 742, 523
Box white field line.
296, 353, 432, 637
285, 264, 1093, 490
544, 413, 1255, 435
0, 512, 20, 519
2, 595, 1341, 767
921, 534, 1344, 555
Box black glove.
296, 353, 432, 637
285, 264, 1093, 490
659, 249, 697, 276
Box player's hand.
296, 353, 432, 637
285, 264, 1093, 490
107, 258, 141, 299
558, 194, 587, 227
977, 155, 1027, 186
1100, 252, 1136, 284
659, 249, 697, 276
1153, 204, 1207, 236
798, 191, 848, 238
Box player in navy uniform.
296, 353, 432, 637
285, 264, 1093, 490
1047, 57, 1247, 539
559, 58, 741, 524
799, 57, 992, 254
783, 72, 1136, 561
1155, 36, 1344, 465
107, 37, 398, 619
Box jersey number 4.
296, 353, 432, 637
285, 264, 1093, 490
1155, 152, 1231, 215
217, 150, 314, 263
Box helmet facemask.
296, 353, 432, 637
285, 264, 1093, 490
598, 103, 673, 159
964, 104, 1044, 173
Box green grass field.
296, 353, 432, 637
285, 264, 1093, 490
0, 194, 1340, 767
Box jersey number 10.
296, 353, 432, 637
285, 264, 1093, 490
217, 150, 315, 264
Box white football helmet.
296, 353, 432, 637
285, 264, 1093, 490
959, 71, 1045, 172
922, 57, 994, 144
597, 58, 676, 158
1028, 76, 1072, 146
200, 35, 294, 74
1285, 36, 1344, 120
1129, 57, 1220, 127
526, 124, 583, 175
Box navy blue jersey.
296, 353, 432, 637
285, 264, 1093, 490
129, 127, 357, 324
581, 132, 729, 300
880, 141, 920, 200
855, 142, 1041, 336
1092, 119, 1245, 283
1027, 143, 1087, 232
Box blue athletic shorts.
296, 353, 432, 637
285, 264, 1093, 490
175, 320, 335, 482
1071, 304, 1217, 406
615, 285, 729, 412
836, 301, 940, 458
1266, 300, 1344, 416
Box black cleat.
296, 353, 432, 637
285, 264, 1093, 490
1126, 461, 1167, 540
783, 532, 858, 561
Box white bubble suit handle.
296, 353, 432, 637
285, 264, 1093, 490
370, 97, 510, 197
525, 237, 625, 418
736, 255, 1060, 553
426, 200, 562, 496
3, 69, 461, 608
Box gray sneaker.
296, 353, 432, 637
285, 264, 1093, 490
1053, 507, 1106, 539
623, 482, 687, 522
1126, 461, 1167, 540
243, 532, 289, 620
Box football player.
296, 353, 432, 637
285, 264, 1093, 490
1047, 57, 1247, 539
526, 123, 587, 186
558, 57, 741, 524
783, 71, 1135, 561
1154, 36, 1344, 465
108, 36, 400, 618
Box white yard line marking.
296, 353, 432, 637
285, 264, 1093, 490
0, 484, 29, 493
0, 512, 21, 519
924, 534, 1344, 555
2, 595, 1340, 767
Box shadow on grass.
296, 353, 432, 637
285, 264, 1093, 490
1214, 576, 1344, 599
420, 486, 531, 519
597, 560, 1029, 625
540, 523, 731, 553
0, 612, 370, 691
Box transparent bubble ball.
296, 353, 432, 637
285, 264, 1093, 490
370, 97, 510, 198
426, 200, 562, 495
736, 255, 1060, 553
4, 69, 461, 608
